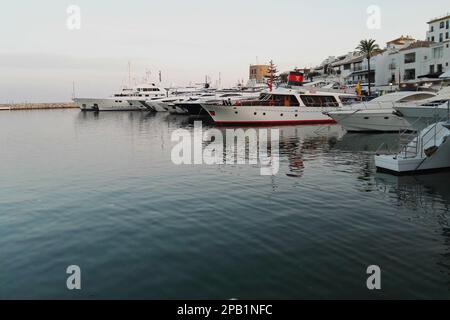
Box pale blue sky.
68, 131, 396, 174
0, 0, 448, 102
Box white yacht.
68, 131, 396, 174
74, 83, 167, 111
140, 92, 207, 113
175, 91, 263, 116
202, 88, 359, 125
394, 87, 450, 129
325, 91, 436, 132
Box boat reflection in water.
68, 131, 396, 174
205, 124, 346, 178
375, 171, 450, 209
331, 132, 400, 154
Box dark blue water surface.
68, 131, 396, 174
1, 110, 449, 299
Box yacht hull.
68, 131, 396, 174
147, 101, 169, 112
395, 106, 450, 130
327, 109, 411, 132
203, 104, 338, 126
175, 103, 208, 116
73, 98, 146, 111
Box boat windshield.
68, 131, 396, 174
371, 92, 435, 103
420, 99, 450, 107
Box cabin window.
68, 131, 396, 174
141, 88, 160, 92
340, 96, 361, 106
243, 94, 299, 107
300, 95, 339, 107
221, 94, 242, 97
421, 99, 450, 107
398, 93, 435, 102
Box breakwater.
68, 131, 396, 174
0, 103, 77, 111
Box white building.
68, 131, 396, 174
311, 14, 450, 93
375, 40, 434, 91
427, 14, 450, 43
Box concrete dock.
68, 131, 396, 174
0, 103, 77, 111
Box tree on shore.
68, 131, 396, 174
265, 60, 279, 92
356, 39, 380, 96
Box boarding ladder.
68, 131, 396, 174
397, 100, 450, 159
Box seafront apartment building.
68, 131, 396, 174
313, 13, 450, 91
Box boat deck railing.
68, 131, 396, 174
397, 100, 450, 159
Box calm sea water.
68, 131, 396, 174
1, 109, 449, 299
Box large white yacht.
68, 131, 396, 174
139, 92, 208, 113
175, 91, 263, 116
325, 91, 436, 132
394, 87, 450, 129
73, 83, 167, 111
201, 88, 359, 125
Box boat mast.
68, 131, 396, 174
128, 61, 131, 88
71, 81, 75, 99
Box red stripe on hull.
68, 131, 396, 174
214, 119, 337, 126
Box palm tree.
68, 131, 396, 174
356, 39, 380, 96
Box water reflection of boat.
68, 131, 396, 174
331, 132, 400, 153
211, 124, 345, 178
375, 171, 450, 207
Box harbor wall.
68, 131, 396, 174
0, 103, 77, 111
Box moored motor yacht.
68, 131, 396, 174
325, 91, 436, 132
202, 87, 359, 126
176, 91, 262, 116
394, 87, 450, 130
73, 83, 167, 111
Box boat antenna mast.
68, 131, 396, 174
128, 61, 132, 88
71, 81, 76, 99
